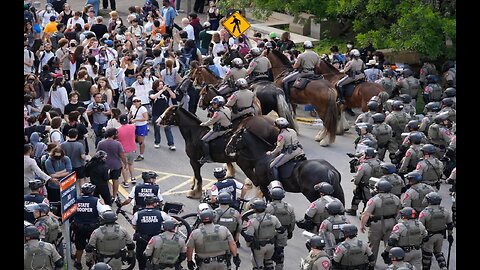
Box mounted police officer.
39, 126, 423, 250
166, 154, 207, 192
379, 163, 405, 198
318, 201, 349, 255
267, 117, 304, 181
225, 78, 256, 121
346, 147, 383, 216
422, 75, 443, 104
214, 192, 242, 248
301, 235, 331, 270
210, 167, 247, 210
25, 203, 60, 246
245, 47, 272, 82
401, 171, 435, 215
371, 113, 393, 161
337, 49, 366, 104
355, 100, 378, 125
332, 224, 375, 270
399, 94, 416, 118
386, 247, 414, 269
199, 96, 232, 164
427, 113, 453, 158
282, 41, 319, 99
265, 187, 296, 270
418, 192, 454, 270
415, 144, 444, 189
24, 179, 49, 224
73, 183, 111, 270
224, 58, 247, 86
382, 207, 427, 270
24, 225, 63, 270
144, 220, 187, 270
242, 199, 285, 270
121, 171, 163, 213
298, 182, 341, 233
187, 209, 240, 270
385, 100, 411, 159
132, 195, 173, 270
85, 210, 136, 270
442, 88, 456, 109
439, 97, 456, 123
395, 69, 420, 106
360, 180, 400, 261
398, 132, 424, 175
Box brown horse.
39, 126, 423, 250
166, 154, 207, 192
266, 50, 338, 146
190, 66, 223, 87
316, 60, 386, 134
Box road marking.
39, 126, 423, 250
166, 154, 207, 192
163, 180, 217, 196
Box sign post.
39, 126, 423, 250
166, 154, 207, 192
60, 172, 78, 270
222, 11, 251, 38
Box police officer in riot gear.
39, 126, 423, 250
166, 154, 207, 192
386, 247, 414, 269
214, 192, 242, 248
379, 162, 405, 197
225, 78, 256, 121
398, 132, 424, 175
132, 195, 173, 270
355, 100, 378, 124
318, 200, 349, 256
187, 209, 240, 270
346, 147, 383, 216
332, 224, 375, 270
442, 88, 456, 108
300, 235, 331, 270
371, 112, 393, 161
416, 144, 444, 189
25, 203, 60, 246
265, 187, 296, 270
360, 179, 401, 262
383, 207, 427, 270
73, 183, 111, 269
210, 167, 247, 210
85, 210, 136, 269
242, 199, 285, 270
24, 225, 64, 270
399, 94, 416, 117
354, 123, 377, 150
121, 171, 163, 213
418, 192, 454, 270
401, 171, 435, 215
423, 75, 443, 103
419, 101, 441, 134
267, 117, 304, 181
428, 113, 453, 158
24, 179, 49, 224
439, 98, 456, 123
385, 100, 411, 159
396, 69, 420, 106
144, 219, 187, 270
297, 182, 342, 233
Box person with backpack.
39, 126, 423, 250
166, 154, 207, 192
318, 201, 350, 255
423, 75, 443, 104
160, 58, 182, 103
44, 146, 73, 203
214, 192, 242, 248
428, 113, 453, 158
266, 187, 296, 270
85, 150, 113, 206
24, 144, 52, 195
237, 36, 250, 57
48, 116, 64, 146
61, 128, 88, 187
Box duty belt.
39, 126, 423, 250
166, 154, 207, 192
303, 68, 315, 71
253, 72, 268, 76
237, 106, 253, 112
195, 254, 227, 264
369, 214, 396, 222
399, 245, 420, 252
257, 238, 275, 246
428, 229, 446, 235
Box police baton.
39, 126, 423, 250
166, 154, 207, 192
447, 239, 453, 269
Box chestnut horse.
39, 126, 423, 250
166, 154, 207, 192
316, 60, 386, 134
266, 50, 339, 146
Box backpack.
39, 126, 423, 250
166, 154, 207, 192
49, 130, 64, 144
179, 47, 196, 70
193, 23, 203, 40
238, 42, 250, 56
271, 202, 293, 227
428, 123, 440, 141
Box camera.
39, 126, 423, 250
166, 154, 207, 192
93, 103, 106, 112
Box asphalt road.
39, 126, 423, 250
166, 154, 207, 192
49, 1, 456, 269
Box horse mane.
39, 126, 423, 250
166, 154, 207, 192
270, 50, 293, 68
178, 106, 203, 124
320, 60, 341, 74
201, 66, 222, 80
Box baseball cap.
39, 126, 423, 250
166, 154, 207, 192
203, 21, 211, 27
119, 114, 129, 124
104, 40, 113, 47
132, 96, 142, 102
269, 32, 277, 38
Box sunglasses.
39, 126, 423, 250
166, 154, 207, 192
133, 100, 141, 102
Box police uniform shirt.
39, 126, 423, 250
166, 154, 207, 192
333, 237, 372, 263
210, 178, 244, 197
132, 210, 172, 226
75, 196, 111, 224
186, 223, 234, 257
129, 183, 163, 205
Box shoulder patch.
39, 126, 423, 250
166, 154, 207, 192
211, 185, 217, 191
148, 237, 154, 245
36, 225, 45, 232
212, 112, 219, 118
405, 151, 411, 157
249, 61, 255, 67
367, 198, 373, 206
358, 165, 363, 171
320, 222, 325, 230
277, 135, 283, 142
418, 211, 425, 219
309, 202, 315, 209
335, 246, 341, 254
392, 224, 400, 233
403, 193, 409, 200
322, 260, 330, 269
416, 163, 421, 170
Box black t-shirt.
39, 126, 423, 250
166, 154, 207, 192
91, 24, 108, 41
64, 102, 82, 116
149, 90, 171, 116
62, 122, 88, 141
24, 125, 47, 143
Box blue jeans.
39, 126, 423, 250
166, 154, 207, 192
176, 0, 181, 10
152, 115, 174, 146
92, 122, 107, 147
86, 0, 100, 16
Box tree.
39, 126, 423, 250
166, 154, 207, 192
227, 0, 455, 59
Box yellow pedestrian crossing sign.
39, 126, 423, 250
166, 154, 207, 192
222, 12, 251, 38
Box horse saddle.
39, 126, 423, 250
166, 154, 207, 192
292, 74, 323, 90
218, 84, 234, 96
278, 154, 307, 180
342, 80, 364, 97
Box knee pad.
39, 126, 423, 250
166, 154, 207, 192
434, 252, 447, 265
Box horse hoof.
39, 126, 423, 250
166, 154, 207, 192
314, 136, 322, 142
187, 189, 202, 199
319, 140, 330, 147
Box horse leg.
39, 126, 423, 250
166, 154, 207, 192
225, 162, 236, 178
336, 110, 349, 135
187, 159, 203, 199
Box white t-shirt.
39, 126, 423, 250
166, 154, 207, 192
85, 63, 100, 80
39, 10, 59, 28
24, 48, 34, 75
67, 17, 85, 30
130, 105, 148, 126
105, 66, 123, 90
212, 42, 225, 57
184, 24, 195, 40
38, 51, 55, 71
213, 56, 227, 79
49, 87, 69, 114
131, 81, 150, 105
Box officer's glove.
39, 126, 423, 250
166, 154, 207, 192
435, 181, 441, 190
381, 250, 391, 264
346, 152, 355, 158
287, 230, 293, 239
187, 260, 196, 270
86, 260, 94, 268
422, 235, 430, 243
448, 234, 454, 244
233, 254, 241, 267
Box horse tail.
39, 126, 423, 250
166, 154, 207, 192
276, 92, 298, 132
323, 87, 338, 143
